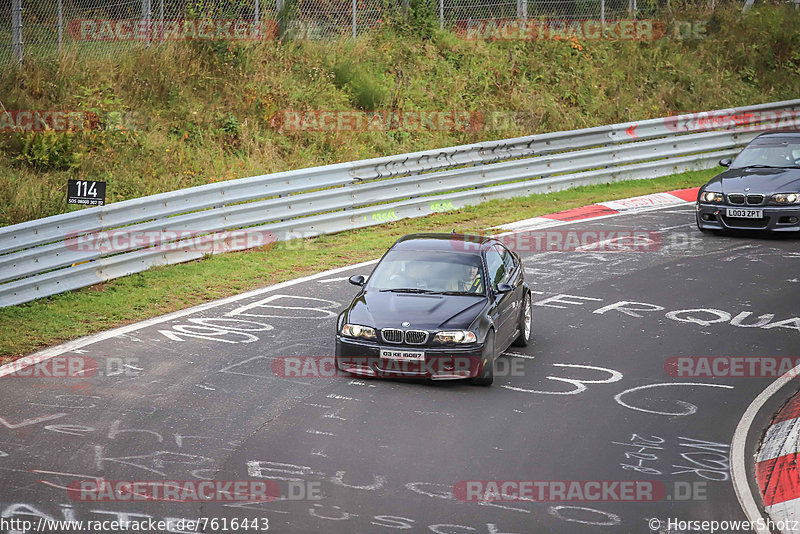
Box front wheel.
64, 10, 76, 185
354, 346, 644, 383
511, 292, 532, 347
471, 330, 495, 386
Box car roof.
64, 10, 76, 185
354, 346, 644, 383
390, 233, 499, 254
753, 131, 800, 139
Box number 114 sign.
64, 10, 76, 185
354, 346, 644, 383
67, 180, 106, 206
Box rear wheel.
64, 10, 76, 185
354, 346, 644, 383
471, 330, 495, 386
511, 292, 532, 347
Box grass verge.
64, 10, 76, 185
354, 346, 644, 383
0, 168, 713, 359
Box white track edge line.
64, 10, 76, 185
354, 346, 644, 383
0, 259, 380, 378
730, 363, 800, 534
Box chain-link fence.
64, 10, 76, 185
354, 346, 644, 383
0, 0, 390, 64
2, 0, 743, 66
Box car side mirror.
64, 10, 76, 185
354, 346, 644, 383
348, 275, 365, 286
495, 283, 513, 294
719, 158, 731, 168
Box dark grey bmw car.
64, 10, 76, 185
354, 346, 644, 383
334, 233, 532, 386
696, 131, 800, 232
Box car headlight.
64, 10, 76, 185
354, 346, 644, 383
433, 330, 477, 344
701, 191, 724, 203
771, 193, 800, 205
341, 324, 376, 340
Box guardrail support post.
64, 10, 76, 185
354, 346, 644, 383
11, 0, 22, 67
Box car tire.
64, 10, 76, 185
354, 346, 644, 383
511, 291, 532, 347
471, 330, 495, 386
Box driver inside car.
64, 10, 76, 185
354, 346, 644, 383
457, 265, 483, 293
402, 261, 429, 289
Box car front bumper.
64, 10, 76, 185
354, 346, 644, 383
334, 336, 486, 380
696, 202, 800, 232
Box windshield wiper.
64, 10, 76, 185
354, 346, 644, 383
738, 165, 781, 169
438, 291, 485, 296
379, 288, 437, 294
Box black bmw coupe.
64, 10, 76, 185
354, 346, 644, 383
697, 132, 800, 232
334, 233, 532, 386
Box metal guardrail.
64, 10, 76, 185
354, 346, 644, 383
2, 99, 799, 307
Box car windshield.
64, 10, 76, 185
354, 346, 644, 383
367, 250, 486, 295
730, 137, 800, 169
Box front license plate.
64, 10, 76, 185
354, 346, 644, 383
380, 349, 425, 361
726, 208, 763, 219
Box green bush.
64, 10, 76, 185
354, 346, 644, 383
8, 131, 81, 170
332, 59, 390, 110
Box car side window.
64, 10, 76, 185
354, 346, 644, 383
484, 246, 506, 289
499, 245, 516, 282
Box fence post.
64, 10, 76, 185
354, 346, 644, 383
158, 0, 164, 43
254, 0, 260, 39
352, 0, 357, 37
57, 0, 63, 52
142, 0, 151, 47
11, 0, 22, 66
276, 0, 285, 36
520, 0, 527, 19
439, 0, 443, 29
600, 0, 605, 34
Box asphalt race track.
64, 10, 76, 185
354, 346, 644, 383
1, 202, 798, 534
